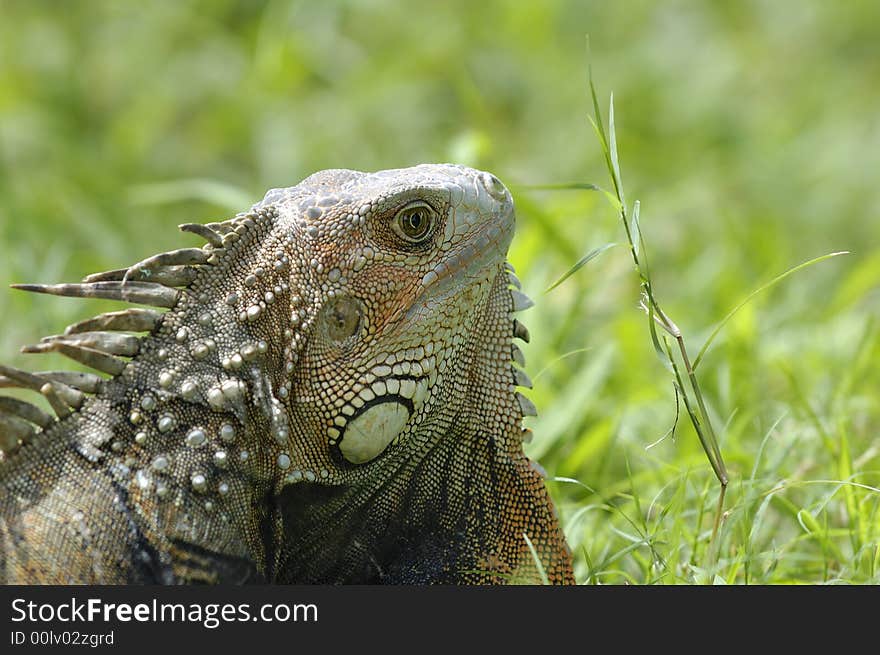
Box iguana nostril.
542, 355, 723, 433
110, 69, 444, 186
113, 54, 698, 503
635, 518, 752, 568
480, 172, 509, 202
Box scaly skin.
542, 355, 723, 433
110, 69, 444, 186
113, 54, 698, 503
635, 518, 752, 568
0, 164, 574, 584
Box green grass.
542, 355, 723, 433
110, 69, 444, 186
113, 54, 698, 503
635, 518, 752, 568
1, 1, 878, 584
525, 97, 880, 585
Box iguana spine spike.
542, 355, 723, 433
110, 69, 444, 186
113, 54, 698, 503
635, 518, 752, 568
513, 368, 533, 389
39, 383, 71, 418
510, 289, 535, 312
0, 362, 90, 412
179, 223, 224, 248
33, 371, 103, 394
131, 247, 211, 268
0, 413, 37, 444
122, 248, 211, 284
0, 371, 103, 395
0, 364, 52, 393
12, 281, 179, 308
37, 332, 140, 357
0, 396, 53, 428
205, 221, 237, 235
23, 341, 126, 377
64, 308, 162, 335
124, 266, 198, 287
516, 391, 538, 417
85, 267, 198, 286
83, 268, 128, 283
43, 381, 84, 410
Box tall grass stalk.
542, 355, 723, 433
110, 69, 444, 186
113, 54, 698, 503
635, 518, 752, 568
544, 67, 854, 559
581, 69, 730, 544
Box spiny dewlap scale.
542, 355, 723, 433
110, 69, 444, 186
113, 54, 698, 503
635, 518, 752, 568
0, 164, 574, 584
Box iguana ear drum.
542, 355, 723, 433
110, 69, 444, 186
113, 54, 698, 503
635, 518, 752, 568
321, 296, 363, 343
333, 399, 412, 464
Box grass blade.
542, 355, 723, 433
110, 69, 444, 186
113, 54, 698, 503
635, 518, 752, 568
522, 533, 551, 585
693, 251, 851, 370
608, 94, 626, 209
630, 199, 641, 260
545, 243, 616, 293
519, 182, 603, 192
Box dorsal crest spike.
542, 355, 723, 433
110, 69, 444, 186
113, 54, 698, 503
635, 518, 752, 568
0, 396, 53, 429
64, 308, 162, 335
21, 340, 127, 377
0, 412, 37, 445
12, 281, 179, 308
0, 372, 97, 393
35, 331, 140, 357
179, 222, 224, 247
0, 365, 78, 419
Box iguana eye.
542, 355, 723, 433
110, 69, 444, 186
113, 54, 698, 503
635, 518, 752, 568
392, 202, 435, 243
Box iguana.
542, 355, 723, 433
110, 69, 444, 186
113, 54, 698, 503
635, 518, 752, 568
0, 164, 574, 584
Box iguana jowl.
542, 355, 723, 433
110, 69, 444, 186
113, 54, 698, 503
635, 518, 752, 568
0, 164, 574, 584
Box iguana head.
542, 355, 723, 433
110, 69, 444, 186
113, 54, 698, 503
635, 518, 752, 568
1, 164, 573, 584
271, 164, 516, 468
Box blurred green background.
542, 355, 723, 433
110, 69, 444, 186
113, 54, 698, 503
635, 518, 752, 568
1, 1, 878, 583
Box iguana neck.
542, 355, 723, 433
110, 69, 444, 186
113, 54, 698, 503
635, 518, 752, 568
272, 272, 571, 583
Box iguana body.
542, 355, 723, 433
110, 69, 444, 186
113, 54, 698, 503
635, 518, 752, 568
0, 164, 574, 584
